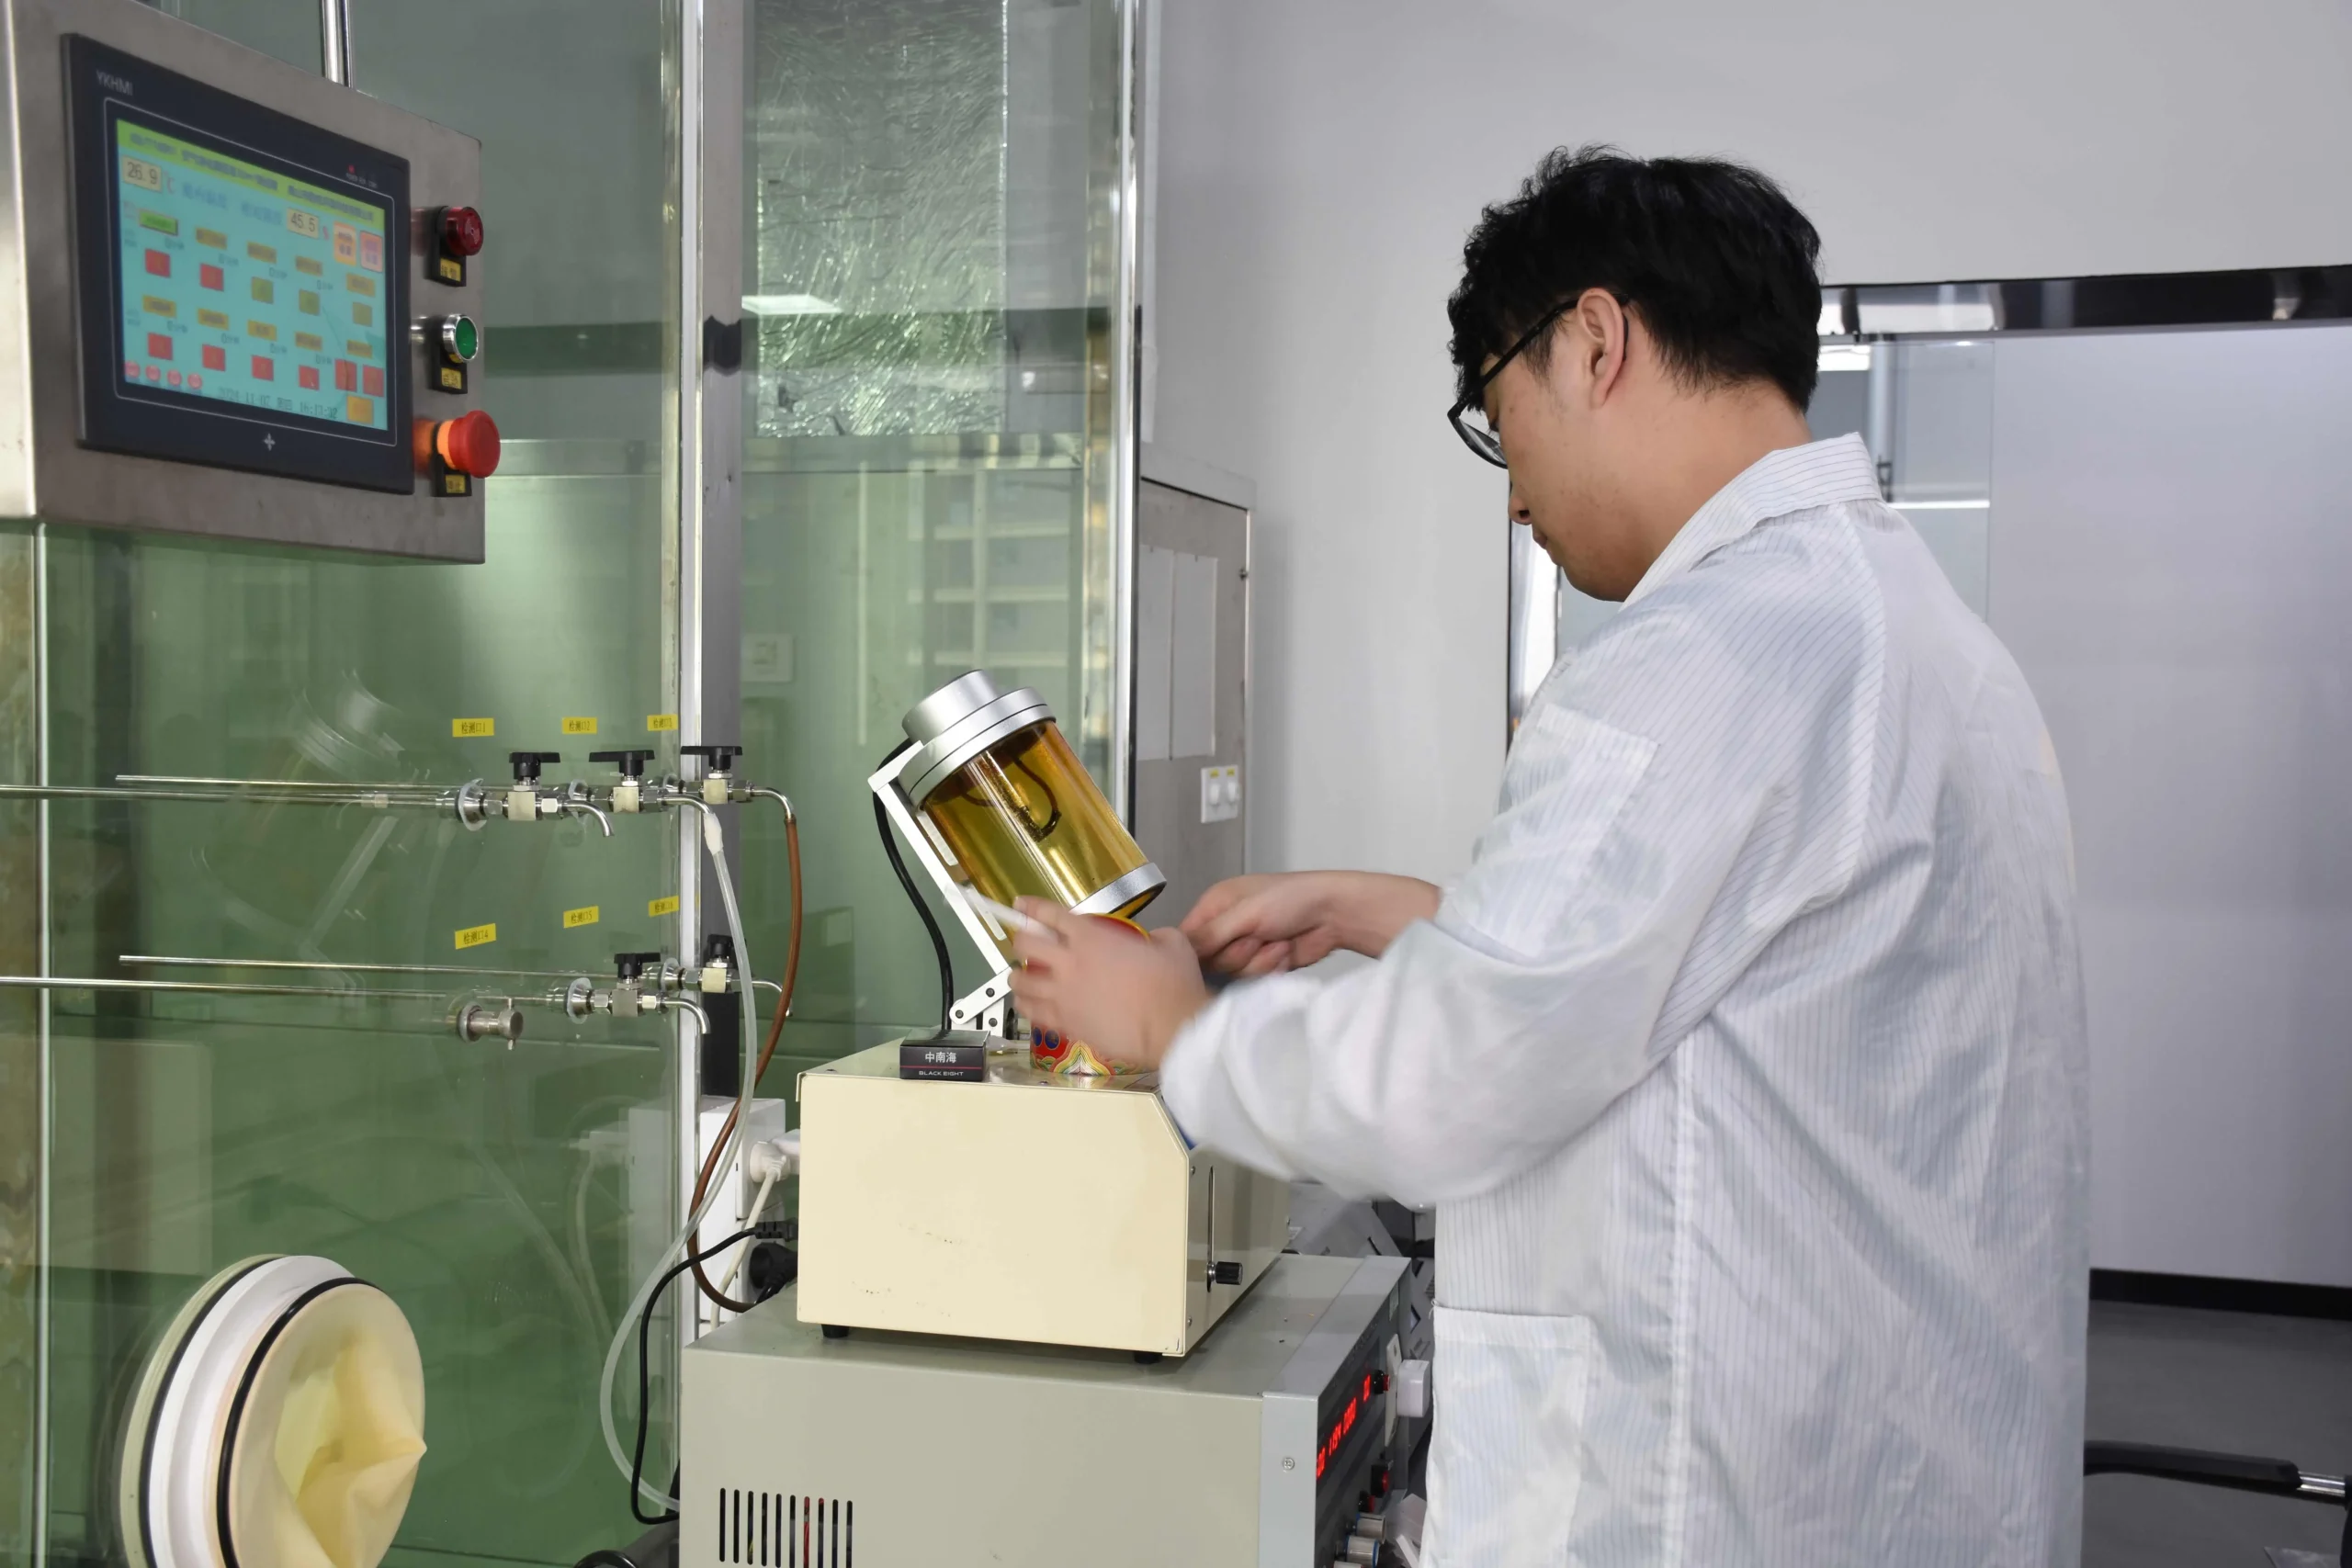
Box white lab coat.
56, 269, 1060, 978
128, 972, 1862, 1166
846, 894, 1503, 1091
1160, 435, 2088, 1567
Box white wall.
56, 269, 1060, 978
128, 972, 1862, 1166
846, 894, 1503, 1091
1151, 0, 2352, 882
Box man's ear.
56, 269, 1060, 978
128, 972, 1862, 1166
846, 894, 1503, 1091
1572, 288, 1632, 404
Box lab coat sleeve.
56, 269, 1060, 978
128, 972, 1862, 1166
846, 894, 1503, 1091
1159, 693, 1778, 1206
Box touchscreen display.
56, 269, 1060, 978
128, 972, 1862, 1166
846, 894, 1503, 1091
113, 117, 390, 431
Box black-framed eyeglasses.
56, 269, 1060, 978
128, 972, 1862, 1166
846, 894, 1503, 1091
1447, 296, 1624, 468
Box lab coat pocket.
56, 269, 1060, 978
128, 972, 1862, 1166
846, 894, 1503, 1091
1422, 1303, 1596, 1568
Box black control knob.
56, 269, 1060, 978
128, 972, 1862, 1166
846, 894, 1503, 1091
699, 931, 736, 967
681, 743, 741, 773
507, 750, 560, 783
1210, 1259, 1243, 1286
612, 951, 662, 982
588, 749, 654, 779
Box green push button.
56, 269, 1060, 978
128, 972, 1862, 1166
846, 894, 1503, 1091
439, 315, 480, 364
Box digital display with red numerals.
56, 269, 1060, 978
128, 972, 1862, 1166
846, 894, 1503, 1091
1315, 1371, 1377, 1481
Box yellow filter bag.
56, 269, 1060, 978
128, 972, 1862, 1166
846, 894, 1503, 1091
230, 1283, 426, 1568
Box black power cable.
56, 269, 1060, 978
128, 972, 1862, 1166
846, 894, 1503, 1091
632, 1225, 756, 1525
873, 745, 956, 1040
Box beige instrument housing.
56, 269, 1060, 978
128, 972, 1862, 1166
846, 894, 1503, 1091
795, 1043, 1289, 1355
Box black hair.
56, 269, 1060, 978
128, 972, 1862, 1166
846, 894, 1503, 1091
1448, 145, 1823, 412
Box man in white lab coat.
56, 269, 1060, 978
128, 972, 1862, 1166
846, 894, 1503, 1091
1012, 146, 2087, 1567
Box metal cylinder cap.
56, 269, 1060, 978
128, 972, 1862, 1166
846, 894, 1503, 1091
897, 671, 1055, 805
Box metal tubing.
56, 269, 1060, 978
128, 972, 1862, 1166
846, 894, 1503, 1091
116, 773, 443, 794
116, 953, 782, 1000
1107, 0, 1144, 821
0, 975, 447, 1001
564, 797, 615, 837
0, 783, 404, 808
320, 0, 353, 84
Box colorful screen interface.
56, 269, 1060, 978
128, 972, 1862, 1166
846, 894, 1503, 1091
114, 118, 390, 431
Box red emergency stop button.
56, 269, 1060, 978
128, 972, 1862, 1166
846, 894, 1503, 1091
440, 205, 484, 257
434, 410, 500, 476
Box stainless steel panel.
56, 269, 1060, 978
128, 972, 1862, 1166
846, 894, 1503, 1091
1133, 475, 1246, 925
681, 1254, 1407, 1567
0, 0, 484, 558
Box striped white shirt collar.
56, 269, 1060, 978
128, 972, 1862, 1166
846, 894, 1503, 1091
1623, 433, 1882, 608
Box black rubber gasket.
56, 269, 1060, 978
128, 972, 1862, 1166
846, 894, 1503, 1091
212, 1273, 378, 1568
135, 1256, 277, 1568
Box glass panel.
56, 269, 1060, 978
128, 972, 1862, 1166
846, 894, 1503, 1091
135, 0, 323, 73
17, 5, 687, 1565
735, 0, 1134, 1048
1, 535, 36, 1568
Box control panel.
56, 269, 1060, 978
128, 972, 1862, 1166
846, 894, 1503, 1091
0, 0, 492, 559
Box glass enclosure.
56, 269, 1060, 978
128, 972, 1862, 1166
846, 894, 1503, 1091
9, 3, 693, 1564
731, 0, 1137, 1056
3, 2, 1140, 1563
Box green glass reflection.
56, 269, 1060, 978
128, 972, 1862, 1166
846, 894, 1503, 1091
738, 0, 1132, 1039
133, 0, 323, 73
1, 528, 38, 1568
19, 2, 693, 1564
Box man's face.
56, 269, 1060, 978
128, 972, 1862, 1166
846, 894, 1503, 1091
1481, 296, 1645, 602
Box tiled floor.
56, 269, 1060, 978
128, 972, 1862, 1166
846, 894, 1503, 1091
2086, 1302, 2352, 1566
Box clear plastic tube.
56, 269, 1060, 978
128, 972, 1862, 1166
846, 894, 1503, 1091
596, 800, 761, 1508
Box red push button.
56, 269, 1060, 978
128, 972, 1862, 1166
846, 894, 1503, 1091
440, 206, 484, 257
431, 410, 500, 477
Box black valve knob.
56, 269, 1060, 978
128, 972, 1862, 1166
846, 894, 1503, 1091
1210, 1259, 1243, 1286
508, 750, 560, 783
699, 931, 736, 967
612, 951, 662, 982
681, 744, 741, 772
588, 749, 655, 779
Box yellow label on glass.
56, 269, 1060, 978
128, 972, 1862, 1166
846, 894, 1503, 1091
646, 713, 679, 732
648, 896, 681, 918
451, 716, 495, 738
561, 716, 598, 736
562, 906, 600, 929
454, 922, 496, 950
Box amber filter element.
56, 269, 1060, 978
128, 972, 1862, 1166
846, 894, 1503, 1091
918, 719, 1157, 938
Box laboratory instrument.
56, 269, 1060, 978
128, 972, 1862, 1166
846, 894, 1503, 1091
871, 671, 1163, 1035
0, 0, 494, 558
797, 673, 1286, 1354
794, 1039, 1288, 1356
684, 1254, 1422, 1568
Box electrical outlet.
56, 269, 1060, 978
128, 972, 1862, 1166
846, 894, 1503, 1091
1200, 763, 1241, 824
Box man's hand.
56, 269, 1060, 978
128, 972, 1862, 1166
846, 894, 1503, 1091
1008, 899, 1211, 1072
1180, 872, 1442, 976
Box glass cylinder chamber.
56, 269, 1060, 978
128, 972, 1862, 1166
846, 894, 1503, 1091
899, 671, 1162, 923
